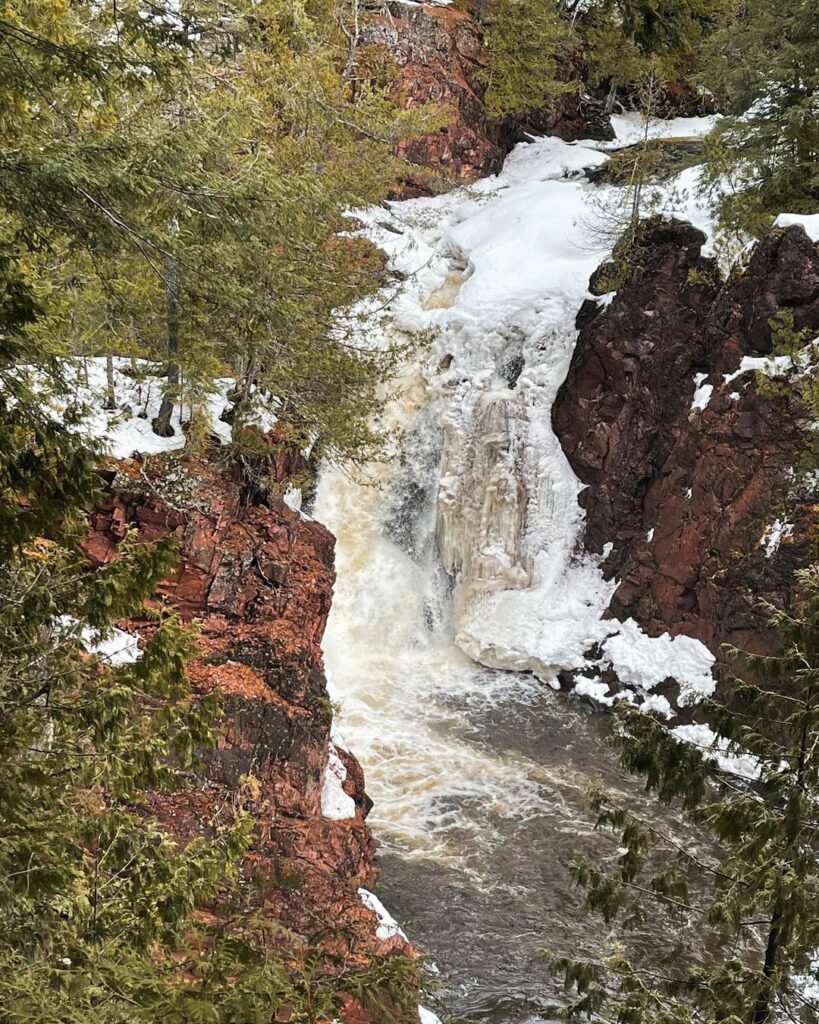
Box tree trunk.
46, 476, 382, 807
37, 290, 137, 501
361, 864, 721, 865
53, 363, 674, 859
104, 353, 116, 411
604, 80, 619, 115
750, 907, 781, 1024
152, 255, 180, 438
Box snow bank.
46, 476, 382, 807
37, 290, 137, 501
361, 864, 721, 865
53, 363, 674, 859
602, 619, 716, 705
608, 113, 720, 149
69, 358, 233, 457
774, 212, 819, 242
61, 357, 277, 459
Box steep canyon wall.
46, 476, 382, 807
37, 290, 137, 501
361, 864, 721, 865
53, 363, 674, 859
553, 221, 819, 662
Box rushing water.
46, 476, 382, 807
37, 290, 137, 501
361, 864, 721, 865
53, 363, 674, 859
314, 400, 676, 1022
313, 125, 718, 1022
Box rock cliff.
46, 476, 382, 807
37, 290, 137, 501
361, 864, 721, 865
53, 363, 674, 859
554, 220, 819, 662
363, 1, 610, 192
84, 453, 413, 1020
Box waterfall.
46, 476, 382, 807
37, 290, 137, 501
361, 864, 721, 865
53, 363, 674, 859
314, 126, 719, 1019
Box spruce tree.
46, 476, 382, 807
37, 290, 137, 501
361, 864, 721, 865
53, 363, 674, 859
700, 0, 819, 237
570, 0, 725, 113
550, 567, 819, 1024
480, 0, 569, 120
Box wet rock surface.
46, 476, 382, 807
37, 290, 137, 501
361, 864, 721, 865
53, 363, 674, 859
553, 221, 819, 659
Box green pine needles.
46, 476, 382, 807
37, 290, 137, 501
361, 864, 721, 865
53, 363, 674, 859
699, 0, 819, 237
550, 568, 819, 1024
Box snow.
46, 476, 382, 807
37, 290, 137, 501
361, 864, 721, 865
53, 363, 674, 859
90, 626, 142, 665
607, 113, 720, 149
418, 1008, 442, 1024
59, 357, 277, 459
641, 692, 674, 719
690, 371, 714, 411
573, 675, 616, 706
601, 618, 716, 705
58, 617, 142, 665
760, 518, 794, 557
344, 123, 719, 711
723, 354, 793, 384
774, 212, 819, 242
476, 134, 608, 189
67, 358, 234, 457
321, 744, 356, 821
646, 528, 655, 542
358, 888, 408, 941
671, 723, 761, 781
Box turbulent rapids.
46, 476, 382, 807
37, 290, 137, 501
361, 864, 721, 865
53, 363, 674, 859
314, 118, 719, 1021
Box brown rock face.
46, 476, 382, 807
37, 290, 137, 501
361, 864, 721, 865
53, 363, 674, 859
362, 3, 500, 184
553, 222, 819, 658
365, 2, 610, 190
85, 455, 412, 1015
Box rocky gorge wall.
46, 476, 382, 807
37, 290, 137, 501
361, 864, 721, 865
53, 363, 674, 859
553, 220, 819, 666
84, 454, 414, 1021
74, 5, 618, 1014
361, 0, 610, 192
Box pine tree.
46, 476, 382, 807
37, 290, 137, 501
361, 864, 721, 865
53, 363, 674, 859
0, 4, 421, 1018
700, 0, 819, 237
479, 0, 570, 120
0, 224, 248, 1017
573, 0, 726, 114
550, 567, 819, 1024
21, 0, 439, 464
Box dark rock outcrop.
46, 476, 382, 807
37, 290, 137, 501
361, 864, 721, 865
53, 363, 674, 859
554, 222, 819, 657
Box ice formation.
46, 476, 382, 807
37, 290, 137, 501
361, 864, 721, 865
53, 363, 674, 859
344, 122, 719, 698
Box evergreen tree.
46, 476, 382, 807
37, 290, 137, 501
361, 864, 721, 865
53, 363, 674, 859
16, 0, 438, 464
700, 0, 819, 237
571, 0, 726, 113
0, 3, 421, 1017
0, 0, 436, 467
479, 0, 569, 120
0, 221, 247, 1018
550, 567, 819, 1024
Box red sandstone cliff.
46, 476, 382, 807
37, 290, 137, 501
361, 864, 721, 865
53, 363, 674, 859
84, 454, 413, 1021
362, 0, 611, 192
553, 220, 819, 669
